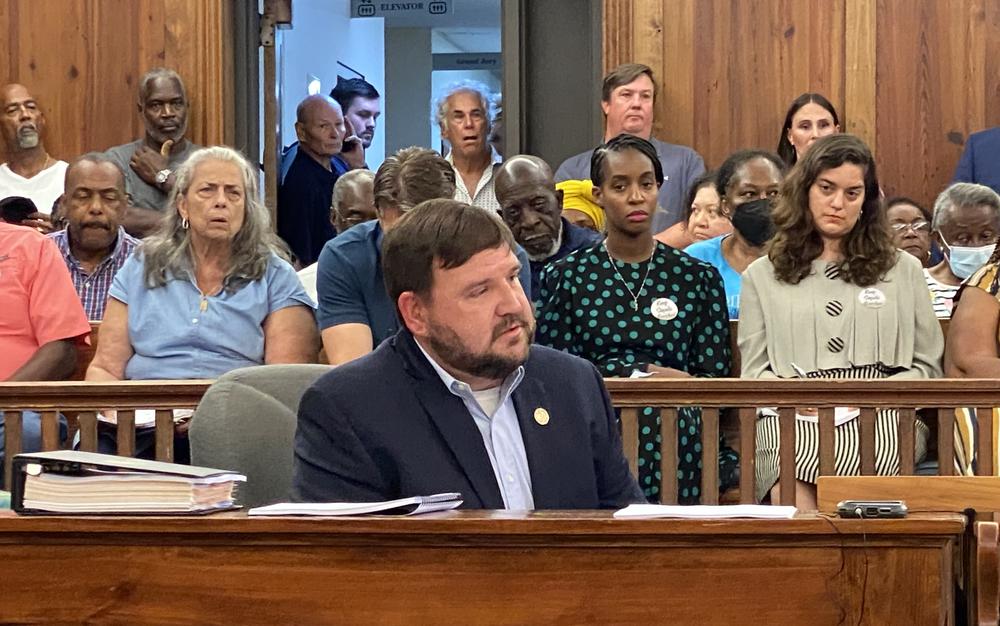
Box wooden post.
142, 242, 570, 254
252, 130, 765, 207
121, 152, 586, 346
261, 0, 293, 224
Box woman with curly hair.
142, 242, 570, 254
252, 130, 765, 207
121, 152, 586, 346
739, 134, 943, 508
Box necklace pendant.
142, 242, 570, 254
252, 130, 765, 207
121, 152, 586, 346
631, 301, 638, 311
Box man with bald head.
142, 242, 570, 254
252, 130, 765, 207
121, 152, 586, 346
278, 94, 349, 266
103, 68, 199, 236
48, 153, 138, 320
0, 83, 66, 231
495, 155, 601, 298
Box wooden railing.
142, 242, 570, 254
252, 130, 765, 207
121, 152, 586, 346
2, 378, 997, 505
0, 381, 210, 489
604, 378, 998, 506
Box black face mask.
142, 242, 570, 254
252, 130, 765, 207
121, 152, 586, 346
731, 198, 775, 247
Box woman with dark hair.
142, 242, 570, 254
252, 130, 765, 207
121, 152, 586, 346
655, 171, 731, 249
740, 134, 943, 508
537, 133, 735, 503
886, 196, 933, 267
776, 93, 841, 166
685, 150, 785, 319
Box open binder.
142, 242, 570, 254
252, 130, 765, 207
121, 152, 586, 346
11, 450, 246, 515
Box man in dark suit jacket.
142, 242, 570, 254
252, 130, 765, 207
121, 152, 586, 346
954, 127, 1000, 195
293, 198, 643, 509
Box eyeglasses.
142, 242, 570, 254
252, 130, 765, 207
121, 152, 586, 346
890, 220, 930, 233
332, 205, 375, 229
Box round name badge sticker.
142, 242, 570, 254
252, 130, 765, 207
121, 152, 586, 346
858, 287, 886, 309
651, 297, 678, 321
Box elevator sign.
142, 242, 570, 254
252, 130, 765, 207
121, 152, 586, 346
351, 0, 451, 18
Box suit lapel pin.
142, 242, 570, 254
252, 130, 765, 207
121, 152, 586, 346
534, 408, 550, 426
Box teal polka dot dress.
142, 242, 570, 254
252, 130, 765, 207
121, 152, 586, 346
537, 241, 737, 503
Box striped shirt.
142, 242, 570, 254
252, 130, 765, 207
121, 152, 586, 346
922, 268, 959, 318
48, 227, 139, 320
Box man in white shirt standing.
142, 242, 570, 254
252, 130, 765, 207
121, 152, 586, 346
0, 83, 66, 231
434, 80, 501, 213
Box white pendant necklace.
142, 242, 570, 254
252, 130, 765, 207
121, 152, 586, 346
605, 240, 656, 311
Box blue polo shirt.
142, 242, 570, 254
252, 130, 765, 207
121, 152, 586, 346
317, 220, 534, 348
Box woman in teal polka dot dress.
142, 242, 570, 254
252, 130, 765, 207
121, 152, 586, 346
536, 134, 736, 503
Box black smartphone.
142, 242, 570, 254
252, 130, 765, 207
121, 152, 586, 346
836, 500, 908, 518
0, 196, 38, 223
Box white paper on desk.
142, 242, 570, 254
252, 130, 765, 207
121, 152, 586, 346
248, 492, 463, 517
614, 504, 797, 520
97, 409, 194, 428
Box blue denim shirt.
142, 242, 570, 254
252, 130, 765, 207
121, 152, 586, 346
109, 251, 315, 379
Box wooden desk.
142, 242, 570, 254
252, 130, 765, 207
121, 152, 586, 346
0, 510, 963, 625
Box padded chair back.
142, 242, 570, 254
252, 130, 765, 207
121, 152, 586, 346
190, 364, 331, 507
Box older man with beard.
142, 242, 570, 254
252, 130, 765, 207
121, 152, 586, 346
47, 154, 139, 320
495, 155, 602, 300
0, 83, 66, 232
293, 198, 643, 509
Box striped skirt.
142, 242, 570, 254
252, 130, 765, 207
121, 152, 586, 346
754, 364, 929, 502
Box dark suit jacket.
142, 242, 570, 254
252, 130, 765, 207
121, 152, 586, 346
954, 127, 1000, 194
292, 330, 644, 508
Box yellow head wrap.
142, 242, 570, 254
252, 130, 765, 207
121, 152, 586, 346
557, 179, 605, 231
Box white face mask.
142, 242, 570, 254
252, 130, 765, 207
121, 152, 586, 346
942, 238, 996, 280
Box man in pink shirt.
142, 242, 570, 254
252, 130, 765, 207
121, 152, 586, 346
1, 220, 90, 474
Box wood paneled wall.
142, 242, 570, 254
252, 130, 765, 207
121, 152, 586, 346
0, 0, 234, 164
604, 0, 1000, 208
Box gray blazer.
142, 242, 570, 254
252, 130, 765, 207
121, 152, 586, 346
738, 252, 943, 379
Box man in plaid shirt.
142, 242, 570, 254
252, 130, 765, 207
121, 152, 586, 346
48, 154, 138, 320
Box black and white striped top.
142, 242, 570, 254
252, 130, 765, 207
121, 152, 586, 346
922, 268, 958, 318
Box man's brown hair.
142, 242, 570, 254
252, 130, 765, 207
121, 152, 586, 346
382, 198, 516, 310
601, 63, 657, 102
373, 146, 456, 213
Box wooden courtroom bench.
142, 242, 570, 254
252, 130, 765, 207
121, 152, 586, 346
0, 509, 965, 625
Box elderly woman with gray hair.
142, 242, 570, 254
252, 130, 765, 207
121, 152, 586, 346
87, 146, 317, 458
